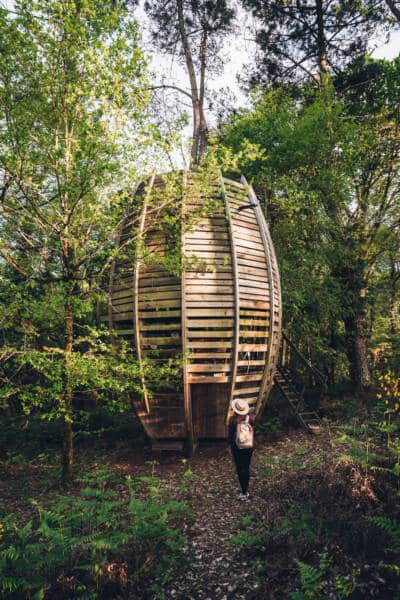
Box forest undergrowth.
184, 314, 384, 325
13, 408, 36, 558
0, 395, 399, 599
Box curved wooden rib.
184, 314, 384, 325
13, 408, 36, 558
221, 176, 240, 424
181, 170, 195, 454
241, 175, 282, 413
133, 173, 156, 414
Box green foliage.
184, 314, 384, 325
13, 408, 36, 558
367, 516, 400, 555
0, 467, 187, 598
290, 553, 358, 600
218, 62, 400, 387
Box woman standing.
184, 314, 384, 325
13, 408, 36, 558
228, 399, 255, 501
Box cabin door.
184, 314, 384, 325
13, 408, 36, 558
191, 383, 229, 439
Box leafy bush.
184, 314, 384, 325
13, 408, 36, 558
0, 467, 187, 598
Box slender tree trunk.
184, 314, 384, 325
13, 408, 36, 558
177, 0, 203, 166
389, 257, 400, 334
198, 30, 208, 162
61, 225, 75, 483
62, 295, 74, 483
316, 0, 329, 77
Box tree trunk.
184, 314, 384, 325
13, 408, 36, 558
389, 257, 400, 334
316, 0, 329, 77
177, 0, 204, 166
61, 295, 74, 484
344, 298, 371, 391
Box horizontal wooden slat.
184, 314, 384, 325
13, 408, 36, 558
139, 290, 181, 300
186, 308, 234, 317
138, 300, 181, 309
189, 352, 231, 359
187, 364, 231, 372
240, 318, 269, 326
141, 336, 182, 346
185, 271, 232, 281
188, 341, 233, 348
240, 300, 269, 309
238, 265, 268, 278
187, 231, 229, 241
186, 251, 231, 260
185, 285, 233, 294
237, 360, 265, 366
186, 301, 234, 308
233, 386, 260, 395
240, 331, 268, 338
139, 309, 181, 318
235, 374, 264, 382
238, 343, 268, 351
186, 294, 233, 302
141, 323, 182, 331
188, 375, 229, 383
237, 254, 266, 266
186, 318, 234, 328
188, 330, 233, 338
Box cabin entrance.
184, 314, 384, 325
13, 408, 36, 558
191, 383, 229, 439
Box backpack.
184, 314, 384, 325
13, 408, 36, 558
235, 415, 254, 449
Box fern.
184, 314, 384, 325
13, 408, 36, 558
0, 467, 187, 598
367, 515, 400, 553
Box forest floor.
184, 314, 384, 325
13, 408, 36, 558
1, 415, 399, 599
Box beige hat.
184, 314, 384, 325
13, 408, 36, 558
231, 398, 250, 415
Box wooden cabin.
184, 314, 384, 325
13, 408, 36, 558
104, 171, 282, 453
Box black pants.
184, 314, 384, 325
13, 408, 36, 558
230, 444, 254, 494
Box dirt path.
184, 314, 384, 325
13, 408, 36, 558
140, 443, 272, 600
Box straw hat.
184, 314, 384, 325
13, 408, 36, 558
231, 398, 250, 415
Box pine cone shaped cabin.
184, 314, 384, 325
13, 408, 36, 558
106, 171, 282, 454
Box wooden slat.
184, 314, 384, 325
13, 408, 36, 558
237, 360, 265, 366
240, 299, 269, 309
238, 343, 268, 351
233, 386, 260, 395
240, 330, 268, 338
139, 284, 181, 294
188, 375, 229, 383
186, 292, 233, 301
189, 340, 233, 348
138, 309, 181, 319
187, 308, 234, 317
190, 352, 231, 359
240, 318, 269, 326
141, 323, 182, 331
139, 290, 181, 301
138, 300, 181, 309
235, 373, 264, 382
185, 272, 233, 282
141, 336, 182, 346
186, 298, 233, 306
187, 364, 231, 372
188, 330, 233, 338
185, 284, 233, 294
187, 318, 233, 328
